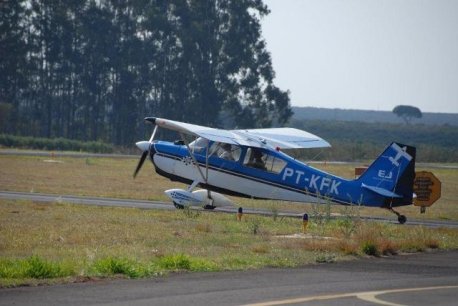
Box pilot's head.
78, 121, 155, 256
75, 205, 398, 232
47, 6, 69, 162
253, 149, 263, 158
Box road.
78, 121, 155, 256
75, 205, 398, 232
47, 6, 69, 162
1, 149, 457, 169
1, 250, 457, 305
1, 190, 458, 228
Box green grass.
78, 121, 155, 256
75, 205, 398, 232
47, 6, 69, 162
1, 153, 458, 287
1, 199, 457, 287
0, 256, 74, 279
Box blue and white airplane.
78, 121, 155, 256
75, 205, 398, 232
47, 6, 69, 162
134, 117, 416, 224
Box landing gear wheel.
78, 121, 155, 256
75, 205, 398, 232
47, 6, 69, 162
398, 215, 407, 224
173, 202, 184, 209
203, 205, 216, 210
387, 208, 407, 225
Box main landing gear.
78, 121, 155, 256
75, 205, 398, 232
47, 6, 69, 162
172, 202, 216, 210
388, 208, 407, 224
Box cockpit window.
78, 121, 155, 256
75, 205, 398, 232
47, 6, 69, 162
189, 137, 209, 154
264, 154, 287, 173
209, 142, 241, 161
244, 148, 266, 170
243, 148, 286, 174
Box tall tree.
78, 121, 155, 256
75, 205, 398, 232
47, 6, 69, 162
217, 0, 292, 128
0, 0, 28, 133
1, 0, 293, 146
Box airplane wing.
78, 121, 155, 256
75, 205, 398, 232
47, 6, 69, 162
146, 117, 330, 149
232, 128, 330, 149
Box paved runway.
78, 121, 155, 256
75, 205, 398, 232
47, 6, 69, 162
1, 190, 458, 228
2, 149, 457, 169
1, 250, 457, 305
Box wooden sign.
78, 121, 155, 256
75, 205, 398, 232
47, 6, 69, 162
413, 171, 441, 207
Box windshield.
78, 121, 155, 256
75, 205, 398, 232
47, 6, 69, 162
188, 137, 209, 154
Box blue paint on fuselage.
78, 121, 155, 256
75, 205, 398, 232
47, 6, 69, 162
151, 141, 386, 207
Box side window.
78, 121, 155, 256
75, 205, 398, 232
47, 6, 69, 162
244, 148, 266, 170
230, 145, 242, 161
210, 142, 241, 162
244, 148, 286, 174
264, 154, 287, 173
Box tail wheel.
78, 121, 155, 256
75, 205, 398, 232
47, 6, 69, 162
387, 208, 407, 224
203, 205, 216, 210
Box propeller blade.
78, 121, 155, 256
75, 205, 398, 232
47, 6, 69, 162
133, 151, 148, 178
133, 120, 157, 179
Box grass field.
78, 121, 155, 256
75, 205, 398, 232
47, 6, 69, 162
1, 154, 457, 220
1, 153, 457, 287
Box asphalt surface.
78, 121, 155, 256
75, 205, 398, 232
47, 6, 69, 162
1, 190, 458, 228
1, 149, 458, 169
0, 149, 134, 159
0, 250, 457, 305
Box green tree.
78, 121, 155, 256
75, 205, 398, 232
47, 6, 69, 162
0, 0, 292, 146
0, 102, 13, 132
0, 0, 28, 134
217, 0, 292, 128
392, 105, 422, 124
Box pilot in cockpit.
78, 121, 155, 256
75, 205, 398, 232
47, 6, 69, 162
218, 143, 234, 161
247, 148, 266, 170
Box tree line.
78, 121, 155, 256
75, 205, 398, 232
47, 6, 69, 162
290, 119, 458, 162
0, 0, 292, 145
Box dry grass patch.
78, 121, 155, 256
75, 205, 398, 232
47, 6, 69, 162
0, 155, 174, 201
251, 244, 270, 254
195, 223, 212, 233
1, 155, 457, 220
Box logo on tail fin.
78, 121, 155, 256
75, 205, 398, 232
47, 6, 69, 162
389, 143, 412, 167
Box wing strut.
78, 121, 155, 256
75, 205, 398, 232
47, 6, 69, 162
205, 141, 212, 201
179, 133, 208, 187
187, 180, 200, 192
179, 133, 213, 205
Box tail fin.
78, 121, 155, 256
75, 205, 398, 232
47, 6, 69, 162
358, 142, 416, 207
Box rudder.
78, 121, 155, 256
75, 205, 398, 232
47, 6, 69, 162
358, 142, 416, 207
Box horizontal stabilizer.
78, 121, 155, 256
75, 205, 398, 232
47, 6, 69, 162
362, 183, 402, 198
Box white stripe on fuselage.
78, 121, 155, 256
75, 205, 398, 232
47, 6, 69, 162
153, 153, 320, 203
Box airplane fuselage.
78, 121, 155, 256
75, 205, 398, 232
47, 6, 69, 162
148, 140, 410, 208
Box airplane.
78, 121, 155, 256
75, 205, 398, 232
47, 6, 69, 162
133, 117, 417, 224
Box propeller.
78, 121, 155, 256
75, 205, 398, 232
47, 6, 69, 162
133, 150, 148, 178
133, 123, 158, 178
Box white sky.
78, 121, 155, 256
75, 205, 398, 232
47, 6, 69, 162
261, 0, 458, 113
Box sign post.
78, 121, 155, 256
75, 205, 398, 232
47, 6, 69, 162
302, 213, 308, 233
413, 171, 441, 213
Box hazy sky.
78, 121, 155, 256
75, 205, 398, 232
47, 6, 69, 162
261, 0, 458, 113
